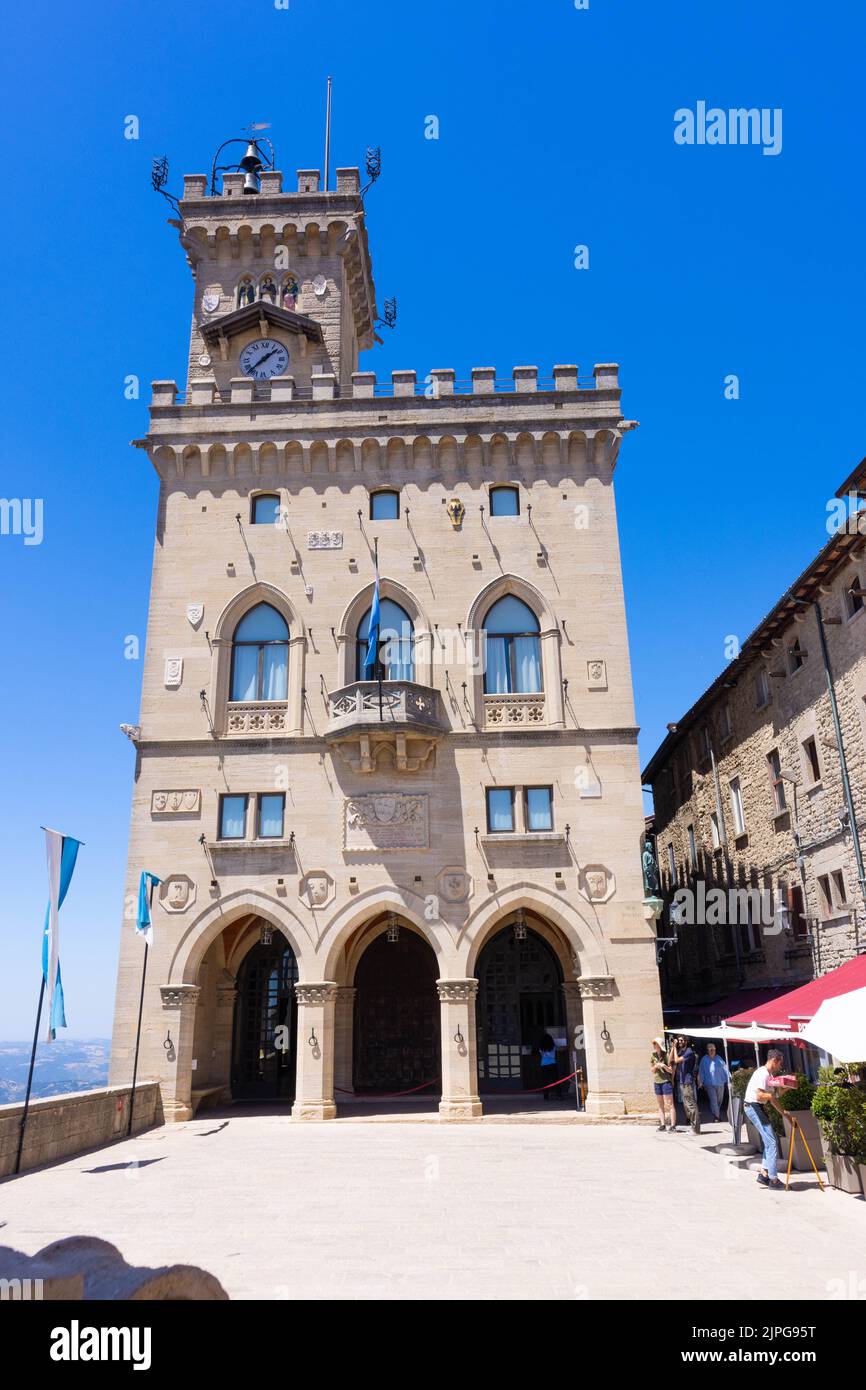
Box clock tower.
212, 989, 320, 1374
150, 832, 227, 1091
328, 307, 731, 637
179, 162, 376, 397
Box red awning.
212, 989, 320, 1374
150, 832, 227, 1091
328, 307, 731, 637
664, 986, 794, 1022
726, 956, 866, 1030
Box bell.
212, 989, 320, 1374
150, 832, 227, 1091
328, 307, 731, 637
238, 141, 263, 174
242, 171, 260, 196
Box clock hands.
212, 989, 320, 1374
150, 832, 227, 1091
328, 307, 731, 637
249, 346, 278, 370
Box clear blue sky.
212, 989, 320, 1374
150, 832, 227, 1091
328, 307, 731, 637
1, 1, 864, 1038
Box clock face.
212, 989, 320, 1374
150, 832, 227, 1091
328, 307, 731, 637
239, 338, 289, 380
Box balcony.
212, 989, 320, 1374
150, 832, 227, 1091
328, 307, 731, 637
325, 680, 448, 773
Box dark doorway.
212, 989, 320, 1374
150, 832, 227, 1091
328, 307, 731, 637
353, 931, 441, 1093
232, 930, 298, 1099
476, 923, 565, 1092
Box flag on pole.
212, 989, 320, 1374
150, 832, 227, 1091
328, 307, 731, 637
363, 572, 381, 677
42, 829, 82, 1042
136, 871, 162, 947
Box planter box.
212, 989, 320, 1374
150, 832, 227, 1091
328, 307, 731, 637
782, 1111, 825, 1173
826, 1152, 862, 1194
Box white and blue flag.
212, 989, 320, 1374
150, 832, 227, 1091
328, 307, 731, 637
42, 828, 82, 1042
136, 871, 162, 948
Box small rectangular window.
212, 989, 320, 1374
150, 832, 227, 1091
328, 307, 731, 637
696, 726, 711, 763
817, 873, 834, 916
767, 749, 787, 813
720, 703, 733, 739
847, 575, 864, 617
370, 491, 399, 520
789, 639, 806, 673
667, 842, 676, 884
729, 777, 745, 836
525, 786, 553, 832
257, 793, 285, 839
486, 787, 514, 833
219, 794, 248, 840
490, 486, 520, 517
803, 736, 821, 784
687, 824, 697, 870
710, 811, 721, 849
252, 494, 281, 526
755, 669, 770, 708
831, 869, 847, 906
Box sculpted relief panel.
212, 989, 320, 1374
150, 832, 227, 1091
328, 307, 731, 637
344, 794, 429, 850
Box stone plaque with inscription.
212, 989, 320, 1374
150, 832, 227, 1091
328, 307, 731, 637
307, 530, 343, 550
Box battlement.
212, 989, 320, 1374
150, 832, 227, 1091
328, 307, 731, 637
153, 363, 618, 407
181, 168, 361, 201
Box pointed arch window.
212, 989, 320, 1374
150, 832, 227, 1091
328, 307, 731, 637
356, 598, 414, 681
230, 603, 289, 702
482, 595, 542, 694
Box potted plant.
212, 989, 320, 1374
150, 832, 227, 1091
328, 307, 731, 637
812, 1080, 866, 1194
773, 1073, 823, 1172
731, 1067, 759, 1150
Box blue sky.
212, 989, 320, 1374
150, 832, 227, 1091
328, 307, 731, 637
1, 1, 864, 1038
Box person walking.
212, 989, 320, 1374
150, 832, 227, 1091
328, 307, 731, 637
671, 1034, 701, 1133
744, 1048, 787, 1189
538, 1032, 562, 1102
650, 1036, 676, 1132
698, 1042, 730, 1122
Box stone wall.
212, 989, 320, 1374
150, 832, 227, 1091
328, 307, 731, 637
0, 1083, 162, 1179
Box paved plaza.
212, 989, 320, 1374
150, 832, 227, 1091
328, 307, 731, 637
2, 1114, 862, 1300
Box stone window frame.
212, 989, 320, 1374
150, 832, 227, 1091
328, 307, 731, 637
729, 775, 746, 837
466, 574, 564, 730
210, 582, 306, 735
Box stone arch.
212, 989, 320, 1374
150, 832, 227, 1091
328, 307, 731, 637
320, 890, 449, 985
168, 890, 314, 988
210, 581, 306, 733
412, 436, 433, 470
459, 885, 609, 980
336, 578, 433, 686
515, 432, 537, 470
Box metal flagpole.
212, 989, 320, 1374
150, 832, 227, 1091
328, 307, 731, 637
14, 976, 46, 1175
324, 76, 332, 192
374, 536, 383, 722
127, 876, 156, 1137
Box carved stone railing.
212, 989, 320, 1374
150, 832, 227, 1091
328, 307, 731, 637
484, 693, 546, 727
325, 681, 448, 773
327, 681, 447, 735
226, 701, 288, 734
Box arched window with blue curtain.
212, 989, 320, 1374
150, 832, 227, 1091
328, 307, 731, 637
482, 595, 542, 694
356, 598, 414, 681
230, 603, 290, 701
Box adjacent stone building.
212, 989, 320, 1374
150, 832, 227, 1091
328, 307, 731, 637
643, 459, 866, 1013
109, 138, 662, 1121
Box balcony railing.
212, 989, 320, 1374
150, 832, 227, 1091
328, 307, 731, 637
326, 681, 447, 737
483, 693, 546, 728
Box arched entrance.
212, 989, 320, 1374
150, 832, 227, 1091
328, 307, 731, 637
353, 929, 440, 1092
476, 920, 565, 1092
232, 929, 299, 1099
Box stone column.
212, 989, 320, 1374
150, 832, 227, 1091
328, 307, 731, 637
577, 976, 625, 1116
437, 979, 483, 1120
159, 985, 200, 1122
333, 987, 356, 1096
212, 971, 237, 1101
292, 982, 338, 1121
561, 980, 586, 1101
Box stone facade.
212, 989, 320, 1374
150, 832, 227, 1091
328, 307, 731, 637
644, 467, 866, 1010
108, 149, 662, 1120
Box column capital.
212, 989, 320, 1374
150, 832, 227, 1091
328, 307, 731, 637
295, 981, 339, 1006
160, 984, 200, 1011
437, 978, 478, 1003
577, 975, 616, 1000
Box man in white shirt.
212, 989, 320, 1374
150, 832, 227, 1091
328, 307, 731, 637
744, 1049, 786, 1189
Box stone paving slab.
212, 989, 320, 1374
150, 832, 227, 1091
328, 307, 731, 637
1, 1116, 863, 1300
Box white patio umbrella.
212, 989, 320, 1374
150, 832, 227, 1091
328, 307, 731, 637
798, 987, 866, 1063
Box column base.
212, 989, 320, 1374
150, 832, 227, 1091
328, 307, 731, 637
291, 1101, 337, 1122
439, 1099, 483, 1121
162, 1100, 193, 1123
584, 1091, 626, 1117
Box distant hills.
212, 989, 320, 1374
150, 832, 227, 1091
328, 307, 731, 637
0, 1039, 110, 1104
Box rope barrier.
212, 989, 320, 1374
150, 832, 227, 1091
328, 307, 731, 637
334, 1068, 582, 1099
